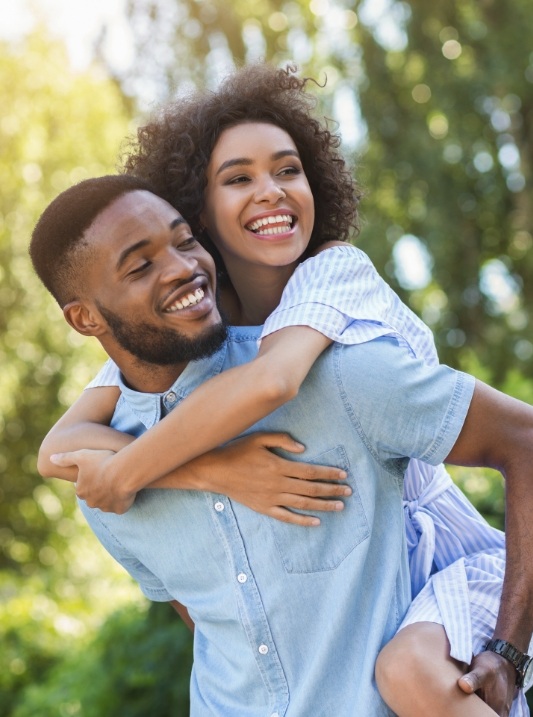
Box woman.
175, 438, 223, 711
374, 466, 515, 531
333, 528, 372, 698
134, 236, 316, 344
41, 64, 530, 715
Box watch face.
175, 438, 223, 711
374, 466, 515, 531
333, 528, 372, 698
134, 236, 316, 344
523, 659, 533, 691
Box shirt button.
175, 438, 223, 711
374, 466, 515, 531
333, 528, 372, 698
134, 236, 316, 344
214, 501, 225, 512
165, 391, 177, 404
271, 713, 280, 717
258, 644, 269, 655
237, 573, 247, 584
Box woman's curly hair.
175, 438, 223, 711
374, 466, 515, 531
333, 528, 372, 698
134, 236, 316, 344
123, 63, 361, 276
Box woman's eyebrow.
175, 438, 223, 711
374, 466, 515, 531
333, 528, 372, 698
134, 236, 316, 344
271, 149, 300, 161
215, 158, 253, 176
215, 149, 299, 177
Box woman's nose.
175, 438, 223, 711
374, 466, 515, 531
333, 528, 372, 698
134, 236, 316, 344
254, 177, 286, 204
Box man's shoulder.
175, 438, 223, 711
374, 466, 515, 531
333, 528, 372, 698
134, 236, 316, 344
226, 325, 263, 343
322, 335, 466, 400
329, 334, 423, 374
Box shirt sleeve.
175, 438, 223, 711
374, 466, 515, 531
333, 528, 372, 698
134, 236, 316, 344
262, 245, 439, 366
336, 336, 476, 471
85, 359, 122, 389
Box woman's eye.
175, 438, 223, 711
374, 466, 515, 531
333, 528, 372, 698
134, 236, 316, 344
226, 175, 250, 185
279, 166, 301, 176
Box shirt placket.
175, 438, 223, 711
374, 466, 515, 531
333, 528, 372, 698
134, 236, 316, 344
207, 493, 289, 717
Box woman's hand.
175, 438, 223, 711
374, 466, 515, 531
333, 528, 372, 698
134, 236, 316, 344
50, 448, 137, 514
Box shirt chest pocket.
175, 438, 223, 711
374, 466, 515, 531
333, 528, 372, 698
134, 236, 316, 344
268, 446, 370, 574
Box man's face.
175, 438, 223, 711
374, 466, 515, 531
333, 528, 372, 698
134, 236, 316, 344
83, 190, 224, 366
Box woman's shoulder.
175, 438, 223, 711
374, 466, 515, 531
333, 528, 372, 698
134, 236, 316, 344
85, 359, 121, 390
310, 241, 369, 261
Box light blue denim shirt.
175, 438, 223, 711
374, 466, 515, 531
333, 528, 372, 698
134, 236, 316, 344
79, 327, 475, 717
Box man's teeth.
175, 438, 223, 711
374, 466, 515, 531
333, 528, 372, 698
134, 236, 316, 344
247, 214, 294, 235
165, 288, 204, 312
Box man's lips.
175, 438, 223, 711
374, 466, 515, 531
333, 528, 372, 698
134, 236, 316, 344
164, 287, 205, 313
160, 278, 210, 313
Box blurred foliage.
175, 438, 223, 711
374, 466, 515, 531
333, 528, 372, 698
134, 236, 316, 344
0, 30, 131, 577
3, 596, 192, 717
2, 1, 533, 713
0, 28, 152, 716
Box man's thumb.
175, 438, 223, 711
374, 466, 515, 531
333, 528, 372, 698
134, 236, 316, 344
458, 671, 481, 694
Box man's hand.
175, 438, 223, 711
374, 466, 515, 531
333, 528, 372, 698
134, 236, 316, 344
184, 432, 351, 527
458, 650, 517, 716
50, 432, 351, 524
50, 448, 136, 514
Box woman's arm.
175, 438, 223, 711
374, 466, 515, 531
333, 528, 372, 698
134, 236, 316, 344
38, 386, 128, 481
59, 432, 350, 525
50, 326, 334, 510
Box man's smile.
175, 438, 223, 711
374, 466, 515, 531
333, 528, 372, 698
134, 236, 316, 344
160, 275, 212, 316
164, 287, 205, 313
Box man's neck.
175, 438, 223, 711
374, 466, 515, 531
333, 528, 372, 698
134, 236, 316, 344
111, 352, 188, 394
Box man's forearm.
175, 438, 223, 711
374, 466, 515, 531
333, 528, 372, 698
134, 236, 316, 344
447, 380, 533, 652
493, 461, 533, 651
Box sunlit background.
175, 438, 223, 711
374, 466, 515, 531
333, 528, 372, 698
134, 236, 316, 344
1, 1, 532, 714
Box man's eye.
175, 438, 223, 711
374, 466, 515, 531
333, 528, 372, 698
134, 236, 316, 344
177, 236, 199, 249
128, 261, 151, 276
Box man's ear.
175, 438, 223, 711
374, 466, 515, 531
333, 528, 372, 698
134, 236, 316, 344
63, 301, 107, 337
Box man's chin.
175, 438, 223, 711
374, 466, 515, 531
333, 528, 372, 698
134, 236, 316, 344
130, 321, 228, 366
97, 299, 228, 367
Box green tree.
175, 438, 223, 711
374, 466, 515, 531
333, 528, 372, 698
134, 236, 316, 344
110, 0, 533, 385
355, 0, 533, 384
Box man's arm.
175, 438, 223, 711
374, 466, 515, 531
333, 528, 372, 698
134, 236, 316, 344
444, 380, 533, 711
446, 380, 533, 651
169, 600, 194, 632
339, 338, 531, 714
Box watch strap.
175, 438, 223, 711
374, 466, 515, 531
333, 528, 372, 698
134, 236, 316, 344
485, 638, 531, 688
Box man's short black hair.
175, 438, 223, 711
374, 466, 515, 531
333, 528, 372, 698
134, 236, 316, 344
30, 174, 156, 307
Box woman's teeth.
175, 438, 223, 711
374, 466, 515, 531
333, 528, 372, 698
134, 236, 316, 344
165, 287, 204, 312
247, 214, 294, 235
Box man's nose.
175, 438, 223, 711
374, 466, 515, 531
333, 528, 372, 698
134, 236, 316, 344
254, 176, 286, 204
161, 247, 199, 282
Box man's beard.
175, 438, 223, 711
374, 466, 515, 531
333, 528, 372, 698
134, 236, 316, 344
96, 302, 228, 366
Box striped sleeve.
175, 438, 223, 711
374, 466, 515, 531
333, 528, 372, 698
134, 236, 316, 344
84, 358, 121, 389
261, 245, 439, 365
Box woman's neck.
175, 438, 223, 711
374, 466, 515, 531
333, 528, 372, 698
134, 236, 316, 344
222, 261, 298, 326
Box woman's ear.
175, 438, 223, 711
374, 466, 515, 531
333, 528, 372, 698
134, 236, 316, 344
63, 301, 106, 337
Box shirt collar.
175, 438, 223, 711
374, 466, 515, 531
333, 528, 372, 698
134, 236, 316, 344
115, 325, 262, 424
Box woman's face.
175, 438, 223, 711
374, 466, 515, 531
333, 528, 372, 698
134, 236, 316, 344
200, 122, 315, 274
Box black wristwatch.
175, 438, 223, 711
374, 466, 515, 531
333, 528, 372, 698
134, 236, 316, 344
485, 639, 533, 689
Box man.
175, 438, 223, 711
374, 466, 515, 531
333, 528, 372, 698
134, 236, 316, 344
30, 175, 533, 716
